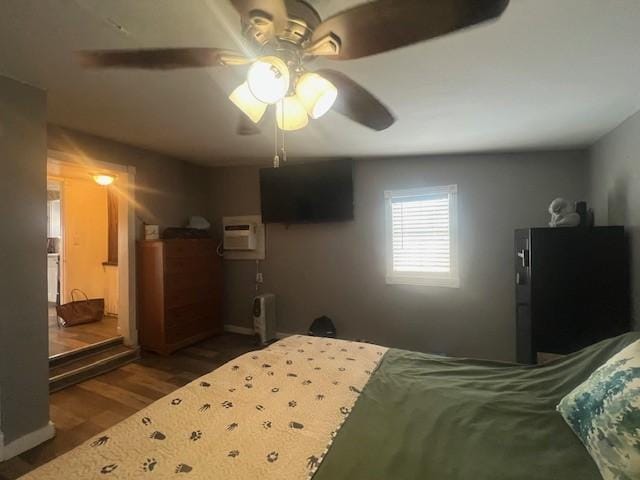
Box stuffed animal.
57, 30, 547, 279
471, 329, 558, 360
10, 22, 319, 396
548, 198, 581, 227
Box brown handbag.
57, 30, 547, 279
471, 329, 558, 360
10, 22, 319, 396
56, 289, 105, 327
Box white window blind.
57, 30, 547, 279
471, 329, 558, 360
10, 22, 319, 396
385, 185, 459, 287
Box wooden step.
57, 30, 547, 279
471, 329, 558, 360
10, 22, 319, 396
49, 344, 140, 392
49, 336, 124, 367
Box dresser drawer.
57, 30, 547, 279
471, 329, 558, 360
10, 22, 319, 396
167, 315, 212, 343
166, 301, 215, 328
164, 239, 216, 258
165, 254, 217, 276
165, 280, 217, 309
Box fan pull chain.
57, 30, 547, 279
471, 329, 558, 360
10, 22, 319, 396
273, 105, 280, 168
273, 99, 288, 167
281, 104, 287, 163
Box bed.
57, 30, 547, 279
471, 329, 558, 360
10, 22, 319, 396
22, 332, 640, 479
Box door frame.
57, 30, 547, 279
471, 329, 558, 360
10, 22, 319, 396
46, 178, 64, 305
47, 150, 138, 347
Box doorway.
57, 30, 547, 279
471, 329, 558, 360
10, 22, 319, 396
46, 152, 137, 363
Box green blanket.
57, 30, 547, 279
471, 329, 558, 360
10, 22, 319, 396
314, 332, 640, 480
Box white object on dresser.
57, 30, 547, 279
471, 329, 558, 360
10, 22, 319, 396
144, 224, 159, 240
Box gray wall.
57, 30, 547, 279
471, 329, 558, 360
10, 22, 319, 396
0, 76, 49, 443
589, 110, 640, 329
0, 118, 211, 447
210, 151, 588, 361
48, 126, 211, 236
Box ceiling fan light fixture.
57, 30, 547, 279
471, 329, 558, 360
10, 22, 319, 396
276, 96, 309, 131
247, 56, 290, 104
229, 82, 267, 123
296, 72, 338, 119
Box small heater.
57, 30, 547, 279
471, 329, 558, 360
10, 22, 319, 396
253, 294, 276, 345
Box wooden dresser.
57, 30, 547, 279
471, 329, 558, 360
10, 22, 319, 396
137, 238, 223, 354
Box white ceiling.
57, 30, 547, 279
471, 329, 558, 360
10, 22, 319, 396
1, 0, 640, 165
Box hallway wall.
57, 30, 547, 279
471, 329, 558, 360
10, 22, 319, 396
61, 177, 108, 303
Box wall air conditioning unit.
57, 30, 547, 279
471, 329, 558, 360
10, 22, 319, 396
223, 222, 257, 251
222, 215, 265, 260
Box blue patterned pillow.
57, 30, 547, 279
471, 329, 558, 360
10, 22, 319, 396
557, 339, 640, 480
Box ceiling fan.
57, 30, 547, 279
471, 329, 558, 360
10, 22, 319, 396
78, 0, 510, 136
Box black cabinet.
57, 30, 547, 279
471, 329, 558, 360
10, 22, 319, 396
515, 227, 630, 364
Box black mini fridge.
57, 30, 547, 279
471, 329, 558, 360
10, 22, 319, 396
514, 226, 630, 364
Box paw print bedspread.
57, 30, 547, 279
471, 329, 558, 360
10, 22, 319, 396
22, 335, 388, 479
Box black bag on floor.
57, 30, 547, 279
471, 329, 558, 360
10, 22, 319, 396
308, 316, 337, 338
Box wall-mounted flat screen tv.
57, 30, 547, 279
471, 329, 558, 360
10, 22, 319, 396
259, 159, 354, 224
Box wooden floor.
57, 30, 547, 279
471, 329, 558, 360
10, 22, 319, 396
48, 306, 120, 357
0, 333, 258, 480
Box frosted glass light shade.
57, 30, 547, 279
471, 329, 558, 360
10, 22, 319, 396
93, 174, 115, 186
295, 73, 338, 119
229, 82, 267, 123
276, 96, 309, 131
247, 56, 290, 104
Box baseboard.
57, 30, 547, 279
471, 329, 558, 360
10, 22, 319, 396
224, 324, 254, 336
275, 331, 293, 339
223, 324, 294, 340
0, 421, 55, 462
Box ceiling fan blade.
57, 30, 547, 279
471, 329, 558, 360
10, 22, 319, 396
230, 0, 288, 41
316, 69, 395, 131
77, 48, 251, 69
236, 112, 262, 135
309, 0, 509, 60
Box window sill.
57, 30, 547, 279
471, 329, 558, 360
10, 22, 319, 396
386, 275, 460, 288
102, 261, 119, 267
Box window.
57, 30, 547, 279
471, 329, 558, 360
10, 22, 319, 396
385, 185, 459, 287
